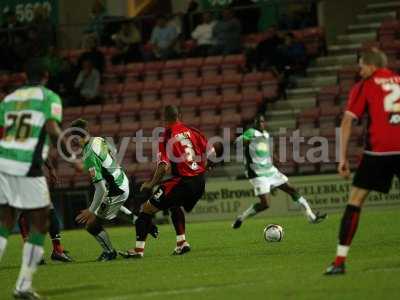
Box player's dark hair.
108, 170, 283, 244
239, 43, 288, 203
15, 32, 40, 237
25, 59, 47, 83
361, 49, 388, 68
164, 105, 180, 123
70, 118, 89, 137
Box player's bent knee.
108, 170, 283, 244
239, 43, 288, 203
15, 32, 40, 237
86, 221, 102, 236
142, 201, 159, 215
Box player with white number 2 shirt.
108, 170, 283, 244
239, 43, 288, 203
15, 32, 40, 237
325, 49, 400, 275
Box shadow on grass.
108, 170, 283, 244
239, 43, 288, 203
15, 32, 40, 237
0, 259, 103, 271
40, 284, 103, 297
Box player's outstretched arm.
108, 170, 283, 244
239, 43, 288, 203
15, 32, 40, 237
338, 113, 354, 179
76, 180, 107, 224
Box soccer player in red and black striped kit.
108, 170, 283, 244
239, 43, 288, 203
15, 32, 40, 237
325, 49, 400, 275
119, 105, 211, 258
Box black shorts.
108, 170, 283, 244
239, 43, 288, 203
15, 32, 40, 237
149, 174, 206, 212
353, 154, 400, 193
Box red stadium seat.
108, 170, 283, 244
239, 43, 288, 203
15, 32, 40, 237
182, 115, 200, 127
162, 97, 181, 108
317, 86, 340, 106
182, 58, 203, 79
141, 81, 162, 101
120, 101, 141, 123
181, 96, 202, 108
125, 63, 144, 81
119, 122, 140, 137
101, 123, 121, 138
181, 77, 202, 100
221, 74, 242, 96
242, 72, 263, 93
101, 103, 122, 124
201, 75, 222, 97
162, 59, 184, 80
221, 54, 245, 76
297, 108, 320, 129
202, 56, 223, 76
122, 82, 143, 102
100, 83, 123, 103
161, 79, 182, 100
144, 61, 165, 81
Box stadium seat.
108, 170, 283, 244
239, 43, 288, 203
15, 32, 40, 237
141, 100, 162, 121
221, 74, 242, 96
221, 54, 246, 76
220, 95, 242, 115
102, 103, 122, 123
64, 107, 83, 121
119, 122, 140, 137
181, 78, 202, 100
319, 105, 342, 128
181, 96, 202, 108
125, 63, 144, 81
221, 113, 242, 127
120, 101, 141, 123
142, 81, 162, 101
261, 80, 279, 100
122, 82, 143, 102
182, 57, 203, 79
100, 83, 123, 103
144, 61, 165, 81
201, 75, 222, 97
182, 115, 200, 127
161, 78, 182, 100
202, 56, 223, 76
317, 86, 340, 106
162, 97, 181, 108
162, 59, 184, 80
242, 72, 263, 93
101, 123, 121, 139
103, 65, 125, 83
297, 108, 320, 129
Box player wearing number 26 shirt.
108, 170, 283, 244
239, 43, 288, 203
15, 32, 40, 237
119, 105, 210, 259
325, 49, 400, 275
0, 60, 83, 299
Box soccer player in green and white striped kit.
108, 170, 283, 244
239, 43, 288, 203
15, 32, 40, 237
232, 115, 327, 229
72, 119, 158, 261
0, 59, 82, 299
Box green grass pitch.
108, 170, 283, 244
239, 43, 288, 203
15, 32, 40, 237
1, 210, 399, 300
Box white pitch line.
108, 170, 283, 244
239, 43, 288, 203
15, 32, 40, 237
102, 282, 256, 300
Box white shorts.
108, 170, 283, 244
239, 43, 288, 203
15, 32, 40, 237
95, 175, 130, 220
0, 172, 51, 209
249, 172, 288, 196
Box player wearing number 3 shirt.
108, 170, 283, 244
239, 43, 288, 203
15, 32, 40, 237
325, 50, 400, 275
119, 105, 210, 259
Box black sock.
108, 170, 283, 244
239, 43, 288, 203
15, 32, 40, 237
135, 212, 152, 241
49, 209, 61, 240
339, 204, 361, 246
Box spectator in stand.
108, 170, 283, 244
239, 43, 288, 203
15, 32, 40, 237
111, 20, 142, 65
73, 59, 100, 105
83, 0, 107, 47
182, 0, 200, 39
31, 5, 55, 55
212, 8, 242, 55
275, 32, 308, 89
246, 26, 284, 72
148, 15, 179, 60
78, 36, 105, 74
43, 46, 74, 94
191, 12, 217, 57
